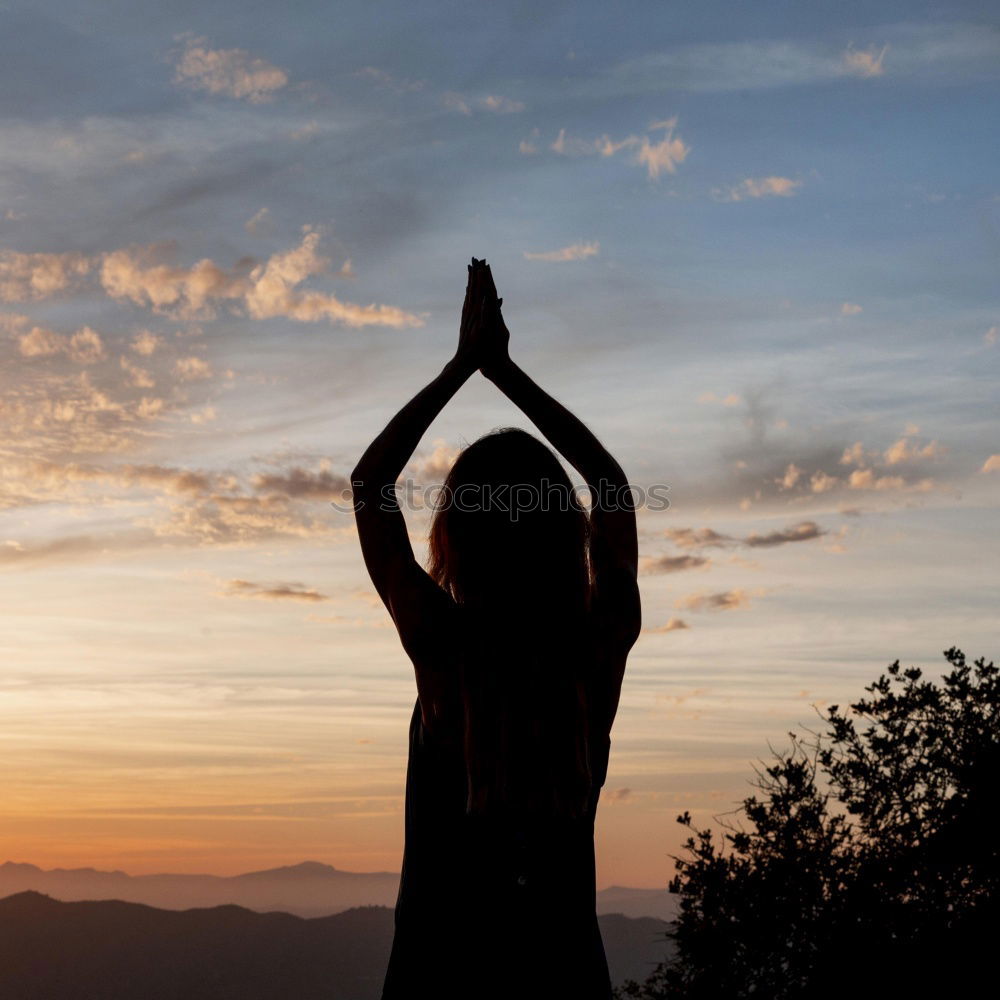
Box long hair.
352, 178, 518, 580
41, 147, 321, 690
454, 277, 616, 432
427, 427, 597, 820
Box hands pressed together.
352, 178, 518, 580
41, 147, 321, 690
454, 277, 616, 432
455, 257, 511, 380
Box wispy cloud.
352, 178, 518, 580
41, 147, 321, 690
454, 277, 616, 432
251, 465, 351, 500
221, 579, 329, 602
713, 176, 802, 202
444, 92, 525, 114
172, 36, 289, 103
549, 118, 689, 179
697, 391, 741, 406
0, 534, 145, 568
843, 43, 888, 78
640, 554, 710, 574
15, 324, 105, 363
101, 229, 423, 328
665, 521, 825, 550
645, 617, 690, 633
883, 436, 943, 465
244, 207, 270, 235
523, 241, 599, 262
586, 24, 997, 98
743, 522, 825, 547
481, 94, 525, 113
0, 250, 91, 302
676, 588, 761, 612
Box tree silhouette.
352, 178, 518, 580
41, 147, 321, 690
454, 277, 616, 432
617, 648, 999, 999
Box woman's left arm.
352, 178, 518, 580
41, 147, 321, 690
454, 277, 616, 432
350, 262, 483, 698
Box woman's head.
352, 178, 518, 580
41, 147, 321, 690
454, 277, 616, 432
427, 428, 596, 820
428, 427, 593, 617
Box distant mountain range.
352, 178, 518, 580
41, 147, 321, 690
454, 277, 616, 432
0, 860, 677, 921
0, 891, 673, 999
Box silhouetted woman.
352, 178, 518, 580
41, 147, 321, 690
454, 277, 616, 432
351, 259, 641, 1000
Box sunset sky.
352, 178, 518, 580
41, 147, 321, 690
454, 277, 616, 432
1, 0, 998, 889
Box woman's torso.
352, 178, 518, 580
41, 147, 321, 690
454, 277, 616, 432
382, 608, 615, 999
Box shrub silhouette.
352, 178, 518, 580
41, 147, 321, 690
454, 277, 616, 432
617, 647, 999, 999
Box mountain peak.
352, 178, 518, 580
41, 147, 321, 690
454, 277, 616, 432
238, 861, 340, 879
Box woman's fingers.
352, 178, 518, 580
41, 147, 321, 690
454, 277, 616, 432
481, 264, 499, 302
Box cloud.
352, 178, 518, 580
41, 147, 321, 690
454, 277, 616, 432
442, 92, 472, 115
131, 330, 162, 356
640, 554, 710, 574
355, 66, 426, 94
843, 43, 888, 78
16, 325, 65, 357
14, 324, 105, 363
742, 521, 825, 547
676, 588, 759, 612
883, 436, 943, 465
665, 527, 733, 550
148, 492, 330, 544
764, 431, 938, 498
523, 242, 599, 263
127, 461, 352, 543
0, 534, 127, 568
605, 787, 632, 802
119, 355, 155, 388
846, 468, 933, 492
2, 317, 232, 495
589, 30, 954, 98
243, 230, 423, 328
68, 327, 105, 363
481, 94, 525, 113
446, 92, 525, 114
0, 448, 348, 551
252, 465, 351, 500
841, 302, 863, 315
407, 440, 461, 484
100, 230, 423, 328
666, 521, 825, 550
173, 36, 289, 103
244, 207, 270, 235
518, 128, 541, 154
0, 364, 173, 461
646, 617, 690, 633
697, 391, 741, 406
222, 579, 329, 602
984, 327, 998, 346
0, 249, 90, 302
840, 441, 871, 466
785, 435, 937, 495
190, 405, 217, 424
174, 356, 213, 381
979, 455, 1000, 473
634, 122, 690, 179
777, 463, 802, 489
1, 458, 215, 501
810, 470, 838, 493
714, 176, 802, 202
100, 242, 248, 317
549, 118, 689, 179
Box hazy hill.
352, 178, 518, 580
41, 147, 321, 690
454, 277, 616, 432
0, 860, 400, 918
0, 860, 677, 920
0, 891, 673, 999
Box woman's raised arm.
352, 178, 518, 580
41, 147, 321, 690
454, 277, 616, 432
475, 266, 641, 729
350, 261, 486, 718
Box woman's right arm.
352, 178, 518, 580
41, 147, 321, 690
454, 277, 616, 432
475, 278, 641, 730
